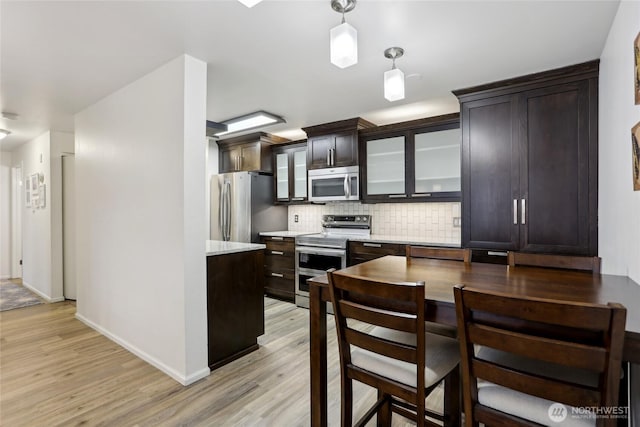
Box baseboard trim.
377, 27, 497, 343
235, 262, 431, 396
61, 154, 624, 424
21, 280, 65, 303
75, 313, 210, 386
0, 275, 11, 280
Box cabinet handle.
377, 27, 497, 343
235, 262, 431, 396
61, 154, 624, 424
388, 194, 407, 199
271, 251, 284, 255
411, 193, 432, 198
487, 251, 508, 257
513, 199, 518, 224
271, 236, 283, 241
363, 243, 382, 248
521, 199, 526, 225
271, 273, 284, 278
291, 197, 304, 201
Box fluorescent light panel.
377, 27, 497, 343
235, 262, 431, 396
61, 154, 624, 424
214, 111, 285, 137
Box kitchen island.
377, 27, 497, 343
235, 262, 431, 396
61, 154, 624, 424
206, 240, 265, 370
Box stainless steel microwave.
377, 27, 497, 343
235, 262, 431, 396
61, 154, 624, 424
308, 165, 360, 202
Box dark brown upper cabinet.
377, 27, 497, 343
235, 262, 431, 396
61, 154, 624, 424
454, 60, 598, 256
359, 114, 461, 203
272, 141, 308, 204
218, 132, 289, 174
303, 118, 375, 170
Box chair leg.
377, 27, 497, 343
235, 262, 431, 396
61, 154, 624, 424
444, 365, 461, 427
376, 390, 391, 427
341, 376, 353, 427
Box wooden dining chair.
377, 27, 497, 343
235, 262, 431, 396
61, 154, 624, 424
406, 246, 471, 263
507, 251, 601, 274
454, 285, 627, 427
327, 269, 461, 427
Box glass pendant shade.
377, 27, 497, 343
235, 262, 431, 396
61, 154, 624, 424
384, 68, 405, 102
330, 22, 358, 69
238, 0, 263, 7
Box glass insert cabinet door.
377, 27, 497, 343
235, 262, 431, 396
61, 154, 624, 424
414, 129, 461, 193
293, 150, 307, 199
276, 152, 289, 199
366, 136, 405, 195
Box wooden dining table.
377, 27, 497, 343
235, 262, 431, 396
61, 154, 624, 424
307, 255, 640, 427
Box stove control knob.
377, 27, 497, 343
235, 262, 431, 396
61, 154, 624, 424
327, 216, 334, 222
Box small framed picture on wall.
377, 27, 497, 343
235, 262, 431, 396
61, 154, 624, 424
633, 121, 640, 191
38, 184, 46, 208
30, 174, 39, 205
25, 183, 31, 208
635, 31, 640, 105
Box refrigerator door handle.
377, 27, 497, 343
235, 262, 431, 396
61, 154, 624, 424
224, 180, 232, 241
219, 179, 226, 239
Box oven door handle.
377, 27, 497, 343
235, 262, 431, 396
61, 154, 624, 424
296, 247, 346, 256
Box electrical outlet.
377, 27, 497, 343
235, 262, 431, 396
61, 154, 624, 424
294, 214, 299, 223
453, 217, 461, 227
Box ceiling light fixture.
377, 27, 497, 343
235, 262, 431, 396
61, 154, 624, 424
384, 47, 405, 102
0, 129, 11, 140
237, 0, 263, 7
213, 111, 285, 137
330, 0, 358, 69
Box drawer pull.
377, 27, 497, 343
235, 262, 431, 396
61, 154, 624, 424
271, 236, 284, 241
271, 273, 284, 278
291, 198, 304, 201
363, 243, 382, 248
271, 251, 284, 255
411, 193, 432, 198
487, 251, 508, 257
388, 194, 407, 199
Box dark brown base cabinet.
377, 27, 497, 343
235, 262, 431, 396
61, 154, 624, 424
348, 241, 405, 266
207, 250, 265, 370
260, 236, 296, 302
454, 60, 598, 256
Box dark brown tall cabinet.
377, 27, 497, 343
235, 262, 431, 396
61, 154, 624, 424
454, 60, 598, 256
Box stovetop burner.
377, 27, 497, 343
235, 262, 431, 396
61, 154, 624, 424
296, 215, 371, 249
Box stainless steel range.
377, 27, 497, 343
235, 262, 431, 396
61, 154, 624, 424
295, 215, 371, 308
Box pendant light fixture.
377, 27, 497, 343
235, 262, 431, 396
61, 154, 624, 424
330, 0, 358, 69
383, 47, 405, 102
237, 0, 263, 7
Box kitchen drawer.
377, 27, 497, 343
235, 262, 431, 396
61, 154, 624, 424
264, 267, 295, 302
265, 251, 295, 270
349, 241, 405, 256
262, 237, 295, 253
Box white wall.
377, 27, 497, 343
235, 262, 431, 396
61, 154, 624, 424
74, 55, 208, 385
598, 0, 640, 284
0, 151, 13, 278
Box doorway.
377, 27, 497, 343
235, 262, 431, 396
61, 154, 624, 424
10, 165, 22, 279
62, 154, 76, 300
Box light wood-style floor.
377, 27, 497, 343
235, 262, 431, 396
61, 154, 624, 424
0, 298, 443, 426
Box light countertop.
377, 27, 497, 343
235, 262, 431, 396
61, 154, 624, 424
348, 235, 461, 247
259, 231, 316, 238
206, 240, 266, 256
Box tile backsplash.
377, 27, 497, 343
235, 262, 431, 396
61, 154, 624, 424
288, 202, 461, 245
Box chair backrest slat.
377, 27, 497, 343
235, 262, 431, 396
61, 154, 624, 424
472, 359, 601, 408
455, 285, 626, 426
339, 300, 417, 333
468, 323, 608, 371
461, 288, 612, 330
508, 252, 601, 274
330, 274, 419, 305
406, 246, 471, 263
345, 328, 417, 364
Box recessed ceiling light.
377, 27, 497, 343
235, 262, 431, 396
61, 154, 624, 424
214, 111, 285, 137
0, 129, 11, 140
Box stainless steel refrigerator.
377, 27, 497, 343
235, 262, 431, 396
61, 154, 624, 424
210, 171, 288, 243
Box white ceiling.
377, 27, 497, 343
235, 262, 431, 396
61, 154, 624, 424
0, 0, 620, 151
